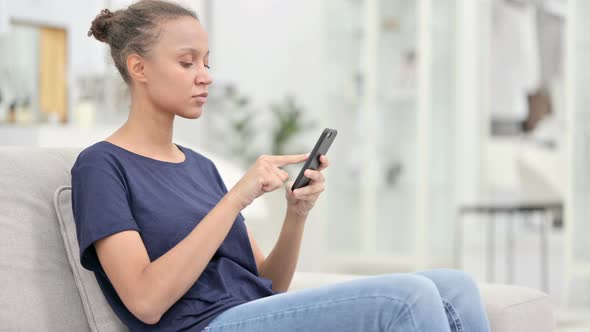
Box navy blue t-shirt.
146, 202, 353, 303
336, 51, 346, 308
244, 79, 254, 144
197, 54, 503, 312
70, 141, 276, 331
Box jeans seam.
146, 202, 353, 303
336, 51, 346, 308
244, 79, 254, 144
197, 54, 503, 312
442, 299, 463, 332
204, 294, 418, 331
389, 296, 420, 332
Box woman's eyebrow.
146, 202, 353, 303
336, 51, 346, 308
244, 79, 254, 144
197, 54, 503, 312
177, 48, 210, 57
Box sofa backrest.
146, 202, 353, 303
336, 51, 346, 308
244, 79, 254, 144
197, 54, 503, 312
0, 145, 274, 331
0, 147, 91, 331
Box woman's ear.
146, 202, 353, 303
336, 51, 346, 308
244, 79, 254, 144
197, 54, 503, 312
127, 54, 148, 83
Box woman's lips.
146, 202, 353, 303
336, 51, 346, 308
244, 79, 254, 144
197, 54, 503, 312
192, 94, 208, 104
193, 96, 207, 103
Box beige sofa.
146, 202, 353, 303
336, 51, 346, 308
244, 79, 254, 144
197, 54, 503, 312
0, 147, 555, 331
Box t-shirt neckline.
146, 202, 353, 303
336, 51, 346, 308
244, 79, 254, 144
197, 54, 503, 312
99, 140, 190, 168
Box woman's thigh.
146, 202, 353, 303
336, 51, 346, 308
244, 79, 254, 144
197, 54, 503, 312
204, 273, 450, 332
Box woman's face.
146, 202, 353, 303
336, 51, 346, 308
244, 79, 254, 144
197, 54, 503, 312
142, 16, 213, 119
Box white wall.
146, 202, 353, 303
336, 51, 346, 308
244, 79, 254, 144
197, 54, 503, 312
209, 0, 323, 109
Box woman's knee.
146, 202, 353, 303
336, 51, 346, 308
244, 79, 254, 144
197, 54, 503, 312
329, 274, 450, 330
440, 269, 479, 291
417, 269, 481, 299
364, 274, 443, 307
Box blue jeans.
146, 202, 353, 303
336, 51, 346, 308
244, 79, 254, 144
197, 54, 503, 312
204, 269, 491, 332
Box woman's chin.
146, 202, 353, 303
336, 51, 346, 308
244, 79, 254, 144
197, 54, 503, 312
177, 106, 203, 119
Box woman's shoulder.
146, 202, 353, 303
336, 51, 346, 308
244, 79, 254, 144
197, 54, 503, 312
178, 144, 215, 168
71, 141, 123, 174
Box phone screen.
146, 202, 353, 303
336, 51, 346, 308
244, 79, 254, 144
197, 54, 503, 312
291, 128, 337, 191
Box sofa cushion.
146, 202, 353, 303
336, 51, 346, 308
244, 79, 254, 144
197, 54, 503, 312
0, 148, 90, 331
54, 185, 128, 332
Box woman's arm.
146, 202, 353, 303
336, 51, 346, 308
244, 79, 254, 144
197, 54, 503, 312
95, 192, 244, 325
255, 154, 329, 291
257, 208, 307, 293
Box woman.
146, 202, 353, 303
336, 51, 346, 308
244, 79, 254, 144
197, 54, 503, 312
72, 1, 492, 331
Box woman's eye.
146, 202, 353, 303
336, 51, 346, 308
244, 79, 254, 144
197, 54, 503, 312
180, 62, 210, 70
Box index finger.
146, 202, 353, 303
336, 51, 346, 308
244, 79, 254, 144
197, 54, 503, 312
269, 152, 310, 166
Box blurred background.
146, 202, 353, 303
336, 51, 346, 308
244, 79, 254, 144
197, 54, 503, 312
1, 0, 589, 329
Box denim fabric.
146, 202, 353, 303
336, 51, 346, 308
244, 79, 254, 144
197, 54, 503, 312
203, 269, 491, 332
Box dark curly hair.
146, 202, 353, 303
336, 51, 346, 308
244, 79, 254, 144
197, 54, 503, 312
88, 0, 199, 84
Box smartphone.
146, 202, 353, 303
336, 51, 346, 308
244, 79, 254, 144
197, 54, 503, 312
291, 128, 338, 191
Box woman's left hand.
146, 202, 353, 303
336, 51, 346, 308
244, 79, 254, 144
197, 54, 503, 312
284, 154, 329, 218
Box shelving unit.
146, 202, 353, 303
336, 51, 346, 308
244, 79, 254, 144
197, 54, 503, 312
317, 0, 457, 274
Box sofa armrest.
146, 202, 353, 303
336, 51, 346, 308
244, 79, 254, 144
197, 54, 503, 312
479, 283, 555, 332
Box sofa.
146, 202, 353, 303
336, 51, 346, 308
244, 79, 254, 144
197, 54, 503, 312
0, 147, 556, 331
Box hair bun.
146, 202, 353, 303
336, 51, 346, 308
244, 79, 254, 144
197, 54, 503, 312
88, 9, 114, 43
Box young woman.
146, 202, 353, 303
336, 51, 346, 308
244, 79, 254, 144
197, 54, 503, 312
72, 1, 492, 331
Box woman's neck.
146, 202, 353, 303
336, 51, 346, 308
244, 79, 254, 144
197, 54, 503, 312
107, 93, 180, 158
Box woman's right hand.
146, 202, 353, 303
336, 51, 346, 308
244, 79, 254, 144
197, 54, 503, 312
227, 153, 310, 210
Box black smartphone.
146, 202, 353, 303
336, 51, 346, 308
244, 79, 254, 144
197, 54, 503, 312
291, 128, 338, 191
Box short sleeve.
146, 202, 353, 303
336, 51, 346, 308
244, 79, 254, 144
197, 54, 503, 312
208, 160, 247, 222
209, 160, 230, 194
71, 164, 140, 271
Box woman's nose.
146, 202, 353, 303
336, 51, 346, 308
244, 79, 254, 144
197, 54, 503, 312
196, 66, 213, 85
